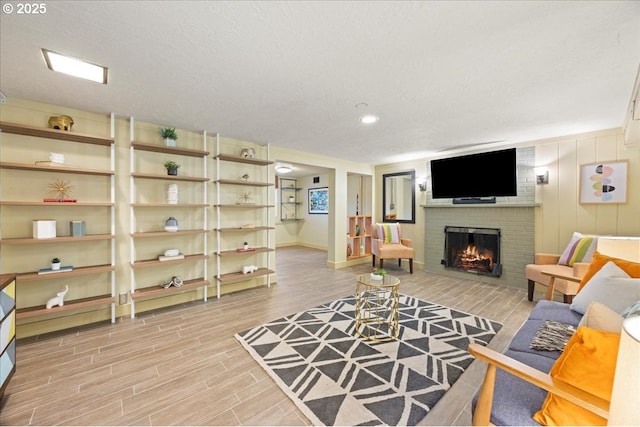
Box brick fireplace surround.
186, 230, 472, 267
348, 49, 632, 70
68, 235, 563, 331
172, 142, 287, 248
424, 205, 535, 288
423, 146, 536, 289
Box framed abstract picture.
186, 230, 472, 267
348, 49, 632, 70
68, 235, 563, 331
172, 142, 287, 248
308, 187, 329, 214
579, 160, 628, 204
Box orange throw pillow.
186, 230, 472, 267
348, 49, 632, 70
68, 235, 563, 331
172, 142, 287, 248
578, 251, 640, 292
533, 326, 620, 426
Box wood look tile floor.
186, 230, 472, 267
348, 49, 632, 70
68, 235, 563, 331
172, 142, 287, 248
0, 246, 537, 426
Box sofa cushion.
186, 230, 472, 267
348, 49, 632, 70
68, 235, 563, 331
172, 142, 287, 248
533, 326, 620, 426
509, 319, 564, 360
527, 300, 582, 325
578, 301, 624, 332
474, 349, 555, 426
558, 232, 597, 266
578, 251, 640, 292
571, 261, 640, 314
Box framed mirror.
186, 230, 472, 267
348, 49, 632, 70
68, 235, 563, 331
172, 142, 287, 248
382, 170, 415, 223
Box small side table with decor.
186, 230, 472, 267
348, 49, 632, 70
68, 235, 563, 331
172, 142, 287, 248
355, 273, 400, 342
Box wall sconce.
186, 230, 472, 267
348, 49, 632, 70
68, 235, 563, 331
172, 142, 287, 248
534, 167, 549, 184
418, 180, 427, 192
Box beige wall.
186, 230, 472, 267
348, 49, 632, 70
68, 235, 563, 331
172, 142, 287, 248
3, 98, 638, 336
534, 129, 640, 252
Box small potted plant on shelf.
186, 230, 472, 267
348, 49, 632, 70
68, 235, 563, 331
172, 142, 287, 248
243, 241, 249, 250
51, 257, 61, 271
371, 268, 386, 281
164, 160, 180, 176
160, 127, 178, 147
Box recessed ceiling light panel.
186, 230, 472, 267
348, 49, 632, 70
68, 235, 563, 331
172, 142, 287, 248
360, 114, 379, 124
42, 49, 108, 84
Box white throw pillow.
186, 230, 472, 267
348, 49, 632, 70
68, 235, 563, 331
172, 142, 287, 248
570, 261, 640, 315
578, 301, 624, 333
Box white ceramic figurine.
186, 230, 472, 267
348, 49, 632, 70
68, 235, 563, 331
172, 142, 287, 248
46, 285, 69, 309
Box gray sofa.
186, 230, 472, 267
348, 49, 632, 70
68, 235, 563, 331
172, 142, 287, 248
472, 300, 582, 425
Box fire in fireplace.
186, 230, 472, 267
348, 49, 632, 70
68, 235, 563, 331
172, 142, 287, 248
443, 226, 502, 277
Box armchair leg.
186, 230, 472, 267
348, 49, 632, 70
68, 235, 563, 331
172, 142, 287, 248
380, 259, 384, 269
372, 255, 376, 267
564, 295, 574, 304
409, 259, 413, 274
527, 280, 534, 301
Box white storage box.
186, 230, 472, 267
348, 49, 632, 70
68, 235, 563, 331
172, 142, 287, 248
33, 220, 56, 239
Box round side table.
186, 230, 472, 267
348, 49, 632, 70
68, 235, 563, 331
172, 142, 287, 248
355, 273, 400, 342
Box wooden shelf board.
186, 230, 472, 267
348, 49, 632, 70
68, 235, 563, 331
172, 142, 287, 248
132, 173, 208, 182
215, 226, 274, 232
17, 264, 115, 282
131, 229, 205, 238
131, 278, 209, 301
0, 201, 113, 207
215, 154, 274, 166
16, 295, 115, 320
280, 219, 305, 222
1, 234, 113, 244
0, 162, 113, 176
131, 254, 209, 268
217, 247, 274, 256
131, 141, 209, 157
214, 204, 274, 209
215, 179, 273, 187
131, 203, 208, 207
217, 268, 274, 284
0, 121, 114, 146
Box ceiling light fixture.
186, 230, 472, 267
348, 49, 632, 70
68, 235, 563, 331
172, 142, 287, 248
275, 162, 293, 174
42, 48, 108, 84
360, 114, 379, 124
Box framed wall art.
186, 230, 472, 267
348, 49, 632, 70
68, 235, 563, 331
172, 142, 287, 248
579, 160, 628, 204
308, 187, 329, 214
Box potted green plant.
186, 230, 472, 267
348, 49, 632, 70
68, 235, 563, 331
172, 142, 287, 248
243, 241, 249, 250
160, 127, 178, 147
51, 257, 61, 271
371, 268, 386, 281
164, 160, 180, 176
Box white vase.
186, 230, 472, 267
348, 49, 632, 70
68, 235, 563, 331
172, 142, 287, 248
51, 262, 61, 271
163, 138, 176, 147
370, 273, 383, 281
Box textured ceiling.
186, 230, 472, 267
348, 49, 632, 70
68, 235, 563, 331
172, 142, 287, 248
1, 1, 639, 165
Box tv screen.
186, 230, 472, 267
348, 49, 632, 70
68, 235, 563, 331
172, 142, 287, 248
430, 148, 517, 199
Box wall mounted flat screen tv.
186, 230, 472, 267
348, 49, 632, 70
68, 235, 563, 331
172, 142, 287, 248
430, 148, 517, 199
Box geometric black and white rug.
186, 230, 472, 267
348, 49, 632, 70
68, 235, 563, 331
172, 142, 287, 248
235, 294, 502, 426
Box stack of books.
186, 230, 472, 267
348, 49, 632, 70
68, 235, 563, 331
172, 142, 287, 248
38, 265, 73, 275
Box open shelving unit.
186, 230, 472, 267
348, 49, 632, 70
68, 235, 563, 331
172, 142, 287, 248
347, 214, 373, 259
279, 177, 304, 222
213, 143, 275, 297
128, 118, 210, 318
0, 119, 117, 324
